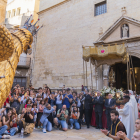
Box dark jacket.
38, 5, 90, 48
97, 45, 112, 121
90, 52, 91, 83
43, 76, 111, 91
105, 98, 116, 114
84, 94, 92, 110
93, 96, 103, 113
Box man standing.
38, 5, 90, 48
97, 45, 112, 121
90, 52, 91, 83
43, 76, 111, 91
101, 110, 126, 140
82, 89, 92, 128
40, 103, 56, 133
116, 96, 135, 140
62, 88, 73, 113
105, 94, 116, 131
93, 91, 103, 129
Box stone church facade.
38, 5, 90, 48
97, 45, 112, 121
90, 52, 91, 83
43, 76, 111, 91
0, 0, 7, 24
33, 0, 140, 91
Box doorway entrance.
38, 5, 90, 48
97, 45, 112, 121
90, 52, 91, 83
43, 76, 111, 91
110, 56, 140, 93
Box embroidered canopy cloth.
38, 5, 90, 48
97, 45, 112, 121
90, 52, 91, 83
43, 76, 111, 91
83, 44, 126, 61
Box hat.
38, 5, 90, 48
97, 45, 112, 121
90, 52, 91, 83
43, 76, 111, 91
128, 90, 134, 95
51, 92, 55, 95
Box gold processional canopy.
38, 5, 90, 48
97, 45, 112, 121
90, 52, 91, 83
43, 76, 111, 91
83, 44, 127, 67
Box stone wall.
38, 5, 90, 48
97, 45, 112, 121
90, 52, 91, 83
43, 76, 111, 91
33, 0, 140, 90
0, 0, 7, 24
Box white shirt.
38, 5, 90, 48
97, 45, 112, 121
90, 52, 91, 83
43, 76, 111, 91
77, 98, 81, 107
108, 99, 111, 104
56, 95, 63, 104
97, 96, 100, 99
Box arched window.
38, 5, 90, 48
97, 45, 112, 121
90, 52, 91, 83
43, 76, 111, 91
121, 24, 129, 38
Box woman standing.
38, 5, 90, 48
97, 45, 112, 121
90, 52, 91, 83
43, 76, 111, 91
9, 93, 21, 114
56, 90, 63, 112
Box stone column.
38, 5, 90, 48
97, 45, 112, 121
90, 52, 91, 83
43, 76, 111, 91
103, 64, 110, 87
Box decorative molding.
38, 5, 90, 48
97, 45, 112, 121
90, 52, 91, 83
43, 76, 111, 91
38, 0, 71, 15
94, 16, 140, 44
121, 7, 127, 16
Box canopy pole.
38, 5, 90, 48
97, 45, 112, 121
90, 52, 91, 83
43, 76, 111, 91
95, 60, 98, 90
129, 55, 132, 90
90, 58, 93, 92
130, 55, 136, 91
86, 61, 88, 88
127, 53, 129, 90
83, 59, 85, 87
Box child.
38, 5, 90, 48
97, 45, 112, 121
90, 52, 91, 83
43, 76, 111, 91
31, 104, 38, 129
25, 99, 32, 108
37, 100, 45, 128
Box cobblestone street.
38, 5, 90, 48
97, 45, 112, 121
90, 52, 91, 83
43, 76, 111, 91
11, 126, 112, 140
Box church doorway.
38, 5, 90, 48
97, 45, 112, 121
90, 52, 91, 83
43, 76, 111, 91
110, 56, 140, 94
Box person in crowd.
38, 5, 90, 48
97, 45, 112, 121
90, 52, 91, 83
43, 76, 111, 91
116, 118, 140, 140
24, 90, 30, 97
82, 89, 92, 128
116, 95, 135, 140
43, 86, 48, 102
0, 110, 11, 139
70, 106, 80, 130
48, 92, 56, 107
135, 118, 140, 131
62, 88, 73, 113
72, 91, 78, 106
37, 100, 45, 128
0, 106, 6, 116
117, 130, 140, 140
101, 110, 126, 140
29, 85, 33, 91
29, 90, 35, 104
93, 91, 103, 129
31, 103, 38, 129
138, 95, 140, 104
36, 87, 43, 97
12, 108, 18, 129
0, 125, 10, 139
40, 103, 56, 133
77, 93, 81, 109
19, 104, 34, 134
9, 93, 21, 114
55, 90, 58, 96
54, 105, 68, 131
79, 92, 85, 124
138, 103, 140, 118
2, 110, 18, 136
36, 95, 42, 111
56, 90, 63, 112
25, 99, 32, 108
105, 94, 116, 131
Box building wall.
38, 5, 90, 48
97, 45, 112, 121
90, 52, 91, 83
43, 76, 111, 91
5, 0, 40, 88
0, 0, 7, 24
33, 0, 140, 90
5, 0, 40, 28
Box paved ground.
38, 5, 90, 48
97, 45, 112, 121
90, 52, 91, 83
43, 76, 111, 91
11, 126, 112, 140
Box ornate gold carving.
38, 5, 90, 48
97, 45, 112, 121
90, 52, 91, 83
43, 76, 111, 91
0, 25, 33, 108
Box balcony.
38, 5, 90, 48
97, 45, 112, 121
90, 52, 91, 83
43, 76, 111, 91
17, 56, 31, 68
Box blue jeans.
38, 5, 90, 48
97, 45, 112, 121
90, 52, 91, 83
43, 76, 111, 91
56, 118, 68, 129
43, 118, 52, 132
70, 119, 80, 130
5, 127, 18, 136
0, 125, 8, 139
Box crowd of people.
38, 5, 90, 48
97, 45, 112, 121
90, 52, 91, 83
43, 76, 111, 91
0, 84, 140, 140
